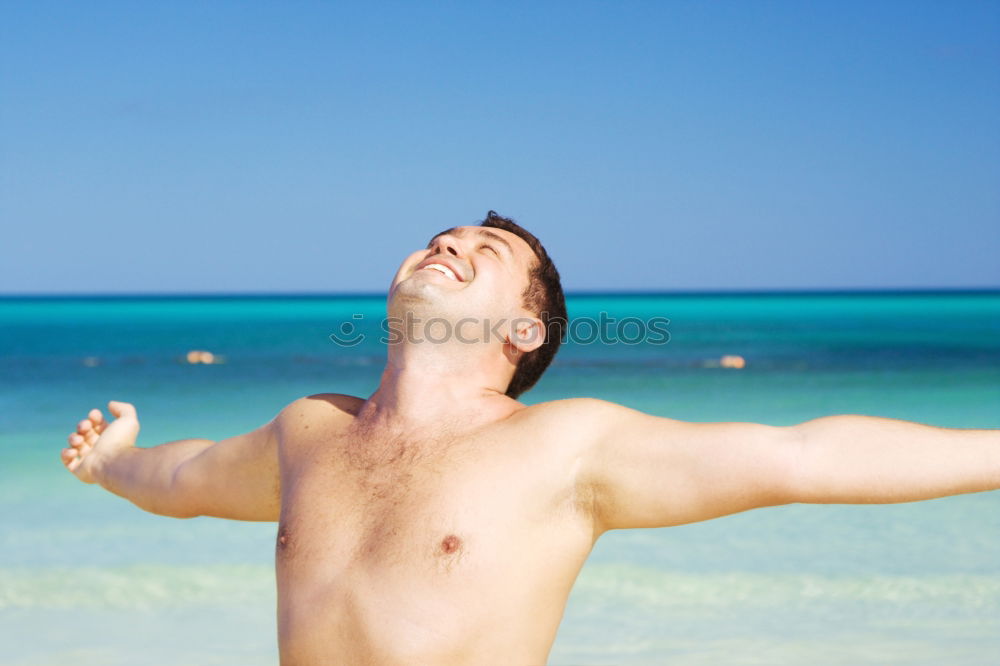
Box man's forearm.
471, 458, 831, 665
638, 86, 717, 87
791, 415, 1000, 504
95, 439, 215, 517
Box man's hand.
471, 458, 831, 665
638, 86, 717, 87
62, 401, 140, 484
59, 399, 280, 521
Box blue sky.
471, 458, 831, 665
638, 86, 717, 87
2, 1, 998, 294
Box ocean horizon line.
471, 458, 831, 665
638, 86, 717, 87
1, 286, 999, 301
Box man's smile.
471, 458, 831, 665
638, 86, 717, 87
414, 256, 468, 282
422, 264, 459, 281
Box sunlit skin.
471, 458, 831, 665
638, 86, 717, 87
63, 226, 1000, 665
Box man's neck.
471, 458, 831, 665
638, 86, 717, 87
358, 338, 521, 431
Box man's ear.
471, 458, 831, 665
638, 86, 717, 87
508, 317, 545, 354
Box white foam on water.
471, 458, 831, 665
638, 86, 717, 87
0, 564, 275, 610
551, 565, 1000, 665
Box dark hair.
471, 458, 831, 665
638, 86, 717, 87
480, 210, 566, 398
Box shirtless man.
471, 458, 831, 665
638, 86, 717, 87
62, 211, 999, 665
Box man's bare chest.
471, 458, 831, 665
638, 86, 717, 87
275, 425, 590, 578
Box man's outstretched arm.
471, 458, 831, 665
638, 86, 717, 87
62, 400, 279, 521
579, 400, 999, 532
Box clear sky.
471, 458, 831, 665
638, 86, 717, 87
2, 1, 998, 294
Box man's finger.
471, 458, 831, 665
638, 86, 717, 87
90, 409, 107, 434
108, 401, 136, 419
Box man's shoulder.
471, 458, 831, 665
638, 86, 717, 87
506, 397, 638, 436
516, 396, 634, 418
275, 393, 365, 430
509, 397, 680, 445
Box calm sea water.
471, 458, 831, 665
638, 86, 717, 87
1, 292, 998, 665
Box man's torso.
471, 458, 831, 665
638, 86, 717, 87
273, 394, 600, 665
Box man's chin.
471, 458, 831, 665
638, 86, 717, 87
392, 275, 438, 299
388, 280, 490, 323
387, 278, 447, 314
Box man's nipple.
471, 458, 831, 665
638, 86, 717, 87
440, 534, 462, 555
277, 526, 292, 552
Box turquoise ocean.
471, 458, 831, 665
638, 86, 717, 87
1, 292, 998, 665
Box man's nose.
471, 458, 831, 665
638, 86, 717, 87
431, 234, 463, 258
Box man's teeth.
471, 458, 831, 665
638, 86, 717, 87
424, 264, 458, 281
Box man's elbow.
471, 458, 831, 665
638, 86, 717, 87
139, 490, 203, 519
772, 423, 812, 505
783, 415, 876, 504
128, 494, 202, 519
157, 505, 201, 519
148, 463, 205, 519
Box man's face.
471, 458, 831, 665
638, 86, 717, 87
388, 226, 537, 323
